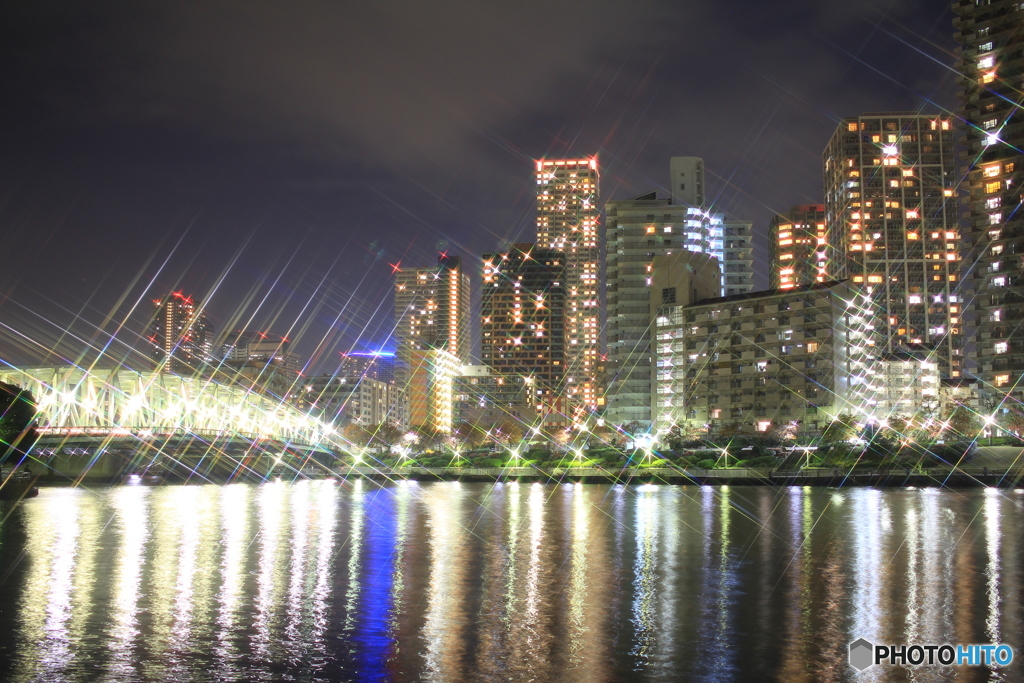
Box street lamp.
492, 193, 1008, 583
985, 415, 997, 446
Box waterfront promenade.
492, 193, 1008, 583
338, 446, 1024, 488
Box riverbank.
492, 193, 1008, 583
24, 446, 1024, 488
338, 464, 1024, 488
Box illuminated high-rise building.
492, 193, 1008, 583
768, 204, 836, 289
535, 158, 601, 415
393, 254, 470, 361
604, 193, 705, 426
953, 1, 1024, 401
481, 244, 566, 423
604, 158, 753, 425
823, 112, 963, 378
150, 291, 213, 374
393, 254, 470, 428
340, 351, 396, 383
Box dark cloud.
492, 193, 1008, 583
0, 0, 957, 368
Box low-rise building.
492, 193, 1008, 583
406, 349, 461, 433
300, 374, 394, 426
653, 281, 876, 439
454, 365, 531, 432
866, 349, 941, 422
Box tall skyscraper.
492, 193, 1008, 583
393, 254, 471, 362
768, 204, 835, 289
604, 158, 754, 425
393, 254, 470, 428
535, 158, 601, 415
481, 244, 566, 422
953, 1, 1024, 401
823, 112, 963, 378
605, 192, 696, 425
150, 291, 212, 374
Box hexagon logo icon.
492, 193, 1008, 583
849, 638, 874, 671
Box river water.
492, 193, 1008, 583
0, 481, 1021, 682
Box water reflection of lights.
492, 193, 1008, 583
285, 481, 312, 647
109, 487, 149, 677
310, 478, 338, 658
630, 482, 658, 658
19, 490, 82, 680
253, 479, 287, 662
984, 489, 1002, 646
344, 478, 364, 635
567, 479, 589, 667
214, 484, 249, 679
851, 489, 885, 654
6, 482, 1024, 681
423, 481, 467, 679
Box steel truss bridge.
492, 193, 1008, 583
0, 366, 343, 480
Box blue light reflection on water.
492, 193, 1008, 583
0, 483, 1021, 682
356, 486, 397, 682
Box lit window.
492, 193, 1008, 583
984, 164, 1001, 177
995, 374, 1010, 387
979, 55, 995, 69
986, 196, 1002, 209
986, 180, 1001, 193
982, 72, 996, 84
979, 41, 994, 52
985, 132, 999, 146
995, 341, 1009, 354
983, 118, 998, 130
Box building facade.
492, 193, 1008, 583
953, 0, 1024, 402
824, 112, 963, 379
219, 332, 302, 400
300, 374, 394, 427
454, 365, 530, 431
481, 244, 566, 423
768, 204, 835, 289
652, 281, 877, 438
406, 349, 461, 433
150, 292, 213, 375
719, 218, 755, 296
867, 350, 941, 423
535, 158, 601, 414
393, 254, 470, 427
601, 192, 721, 424
340, 351, 396, 383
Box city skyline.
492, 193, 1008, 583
0, 1, 958, 373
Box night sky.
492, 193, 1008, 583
0, 0, 958, 374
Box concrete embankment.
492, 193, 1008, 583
338, 465, 1024, 488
